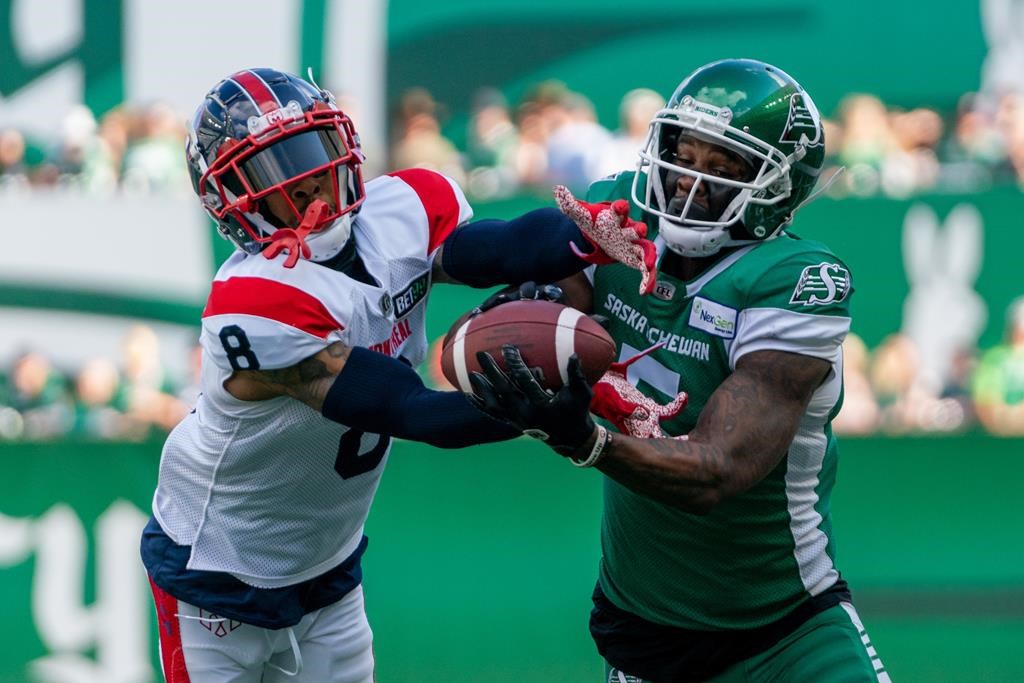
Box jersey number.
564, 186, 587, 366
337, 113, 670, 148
218, 325, 260, 371
334, 430, 391, 479
619, 343, 680, 398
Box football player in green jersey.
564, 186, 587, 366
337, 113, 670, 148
470, 59, 889, 682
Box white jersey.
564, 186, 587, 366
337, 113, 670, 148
153, 169, 472, 588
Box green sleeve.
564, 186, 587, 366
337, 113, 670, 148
728, 240, 853, 366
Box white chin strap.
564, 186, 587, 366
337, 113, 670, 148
302, 213, 353, 262
658, 217, 737, 257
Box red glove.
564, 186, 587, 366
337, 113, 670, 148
590, 345, 688, 439
263, 200, 330, 268
554, 185, 658, 296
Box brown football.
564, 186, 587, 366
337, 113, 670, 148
441, 300, 616, 392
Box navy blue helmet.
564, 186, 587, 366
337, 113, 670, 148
186, 68, 365, 259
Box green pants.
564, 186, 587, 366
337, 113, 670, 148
605, 602, 889, 683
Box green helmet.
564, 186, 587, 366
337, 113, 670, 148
632, 58, 826, 257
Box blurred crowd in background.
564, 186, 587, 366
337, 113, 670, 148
395, 83, 1024, 200
835, 294, 1024, 437
2, 82, 1024, 199
0, 325, 200, 442
5, 299, 1024, 441
2, 81, 1024, 441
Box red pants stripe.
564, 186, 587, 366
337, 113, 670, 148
148, 578, 192, 683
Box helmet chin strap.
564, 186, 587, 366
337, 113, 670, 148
305, 212, 354, 262
659, 217, 732, 257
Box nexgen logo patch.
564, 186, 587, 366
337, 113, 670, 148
688, 297, 737, 338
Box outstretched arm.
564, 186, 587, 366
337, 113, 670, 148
433, 188, 654, 291
595, 350, 829, 514
432, 208, 594, 286
471, 346, 829, 514
227, 342, 520, 448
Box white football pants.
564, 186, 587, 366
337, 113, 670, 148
150, 579, 374, 682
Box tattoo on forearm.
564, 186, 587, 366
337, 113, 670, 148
239, 342, 352, 409
598, 350, 829, 513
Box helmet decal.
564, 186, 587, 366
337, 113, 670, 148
247, 100, 304, 136
779, 92, 823, 148
228, 70, 283, 115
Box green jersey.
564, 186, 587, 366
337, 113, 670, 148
588, 171, 853, 630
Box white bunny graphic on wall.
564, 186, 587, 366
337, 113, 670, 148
980, 0, 1024, 97
900, 203, 987, 397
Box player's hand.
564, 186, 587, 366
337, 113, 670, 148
472, 281, 566, 316
590, 346, 689, 439
554, 185, 657, 296
468, 345, 596, 457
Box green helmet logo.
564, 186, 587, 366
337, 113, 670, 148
780, 92, 823, 148
631, 58, 826, 257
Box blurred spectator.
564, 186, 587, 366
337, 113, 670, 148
998, 93, 1024, 186
832, 333, 881, 435
869, 332, 973, 434
121, 101, 190, 193
464, 87, 520, 199
72, 357, 147, 440
0, 351, 73, 440
972, 296, 1024, 435
950, 93, 1008, 167
883, 107, 943, 196
120, 324, 188, 433
78, 107, 133, 193
390, 87, 466, 185
544, 90, 612, 195
511, 100, 550, 188
0, 128, 29, 190
835, 94, 895, 195
595, 87, 666, 178
54, 105, 100, 180
869, 333, 920, 433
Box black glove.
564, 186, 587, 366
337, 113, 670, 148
468, 344, 596, 456
473, 281, 566, 316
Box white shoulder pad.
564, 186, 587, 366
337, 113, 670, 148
372, 169, 474, 255
201, 274, 345, 371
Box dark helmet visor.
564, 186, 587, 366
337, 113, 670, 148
239, 128, 347, 193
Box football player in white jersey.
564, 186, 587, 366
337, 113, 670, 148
141, 67, 656, 683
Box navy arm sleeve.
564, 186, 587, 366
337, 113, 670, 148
321, 347, 520, 448
440, 207, 592, 287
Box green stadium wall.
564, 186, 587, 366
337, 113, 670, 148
0, 436, 1022, 682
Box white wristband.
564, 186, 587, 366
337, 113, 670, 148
571, 425, 609, 468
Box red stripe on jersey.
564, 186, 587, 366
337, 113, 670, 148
388, 169, 462, 254
149, 577, 192, 683
231, 70, 279, 114
203, 277, 344, 338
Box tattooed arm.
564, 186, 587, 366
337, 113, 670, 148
595, 350, 830, 515
224, 342, 352, 408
